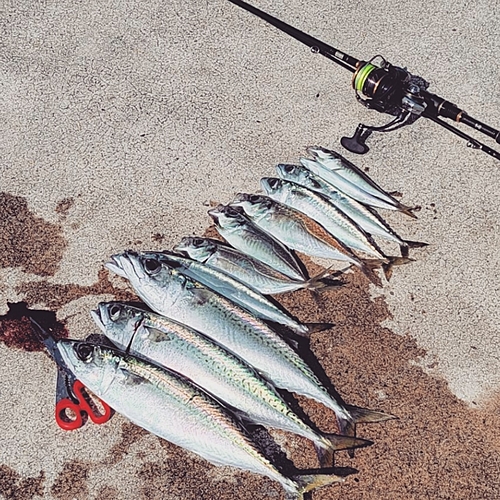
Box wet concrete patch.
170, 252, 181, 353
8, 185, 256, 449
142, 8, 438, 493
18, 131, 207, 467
50, 460, 91, 500
107, 421, 150, 465
0, 302, 68, 351
0, 465, 45, 500
0, 193, 67, 276
17, 269, 137, 309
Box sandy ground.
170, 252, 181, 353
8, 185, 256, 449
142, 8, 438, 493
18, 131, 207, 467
1, 0, 500, 498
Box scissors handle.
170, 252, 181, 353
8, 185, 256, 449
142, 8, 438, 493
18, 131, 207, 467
55, 380, 112, 430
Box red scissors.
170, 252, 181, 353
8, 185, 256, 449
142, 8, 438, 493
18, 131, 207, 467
31, 318, 113, 431
55, 369, 113, 431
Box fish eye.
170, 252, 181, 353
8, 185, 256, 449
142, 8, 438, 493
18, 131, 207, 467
193, 238, 204, 246
76, 343, 94, 362
144, 258, 161, 274
109, 304, 121, 321
268, 178, 279, 189
249, 194, 260, 203
284, 165, 295, 173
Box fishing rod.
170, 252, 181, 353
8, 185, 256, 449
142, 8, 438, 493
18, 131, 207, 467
227, 0, 500, 161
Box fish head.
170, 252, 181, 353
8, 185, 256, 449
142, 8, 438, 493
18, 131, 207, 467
58, 340, 120, 398
306, 146, 334, 160
173, 237, 216, 263
208, 204, 247, 231
230, 193, 273, 219
260, 177, 291, 204
106, 251, 180, 312
276, 163, 301, 179
92, 302, 145, 351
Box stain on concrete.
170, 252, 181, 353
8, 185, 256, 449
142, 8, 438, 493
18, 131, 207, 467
17, 268, 137, 309
0, 302, 68, 352
50, 460, 91, 500
107, 421, 149, 465
0, 465, 45, 500
55, 198, 75, 217
0, 192, 67, 276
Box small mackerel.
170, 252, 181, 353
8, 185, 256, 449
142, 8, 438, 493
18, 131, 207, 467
208, 204, 307, 281
145, 250, 318, 336
174, 237, 341, 295
305, 147, 417, 218
230, 193, 363, 266
260, 177, 387, 261
276, 163, 427, 256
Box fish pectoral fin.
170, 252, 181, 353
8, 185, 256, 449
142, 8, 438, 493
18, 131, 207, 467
189, 286, 213, 306
143, 326, 173, 343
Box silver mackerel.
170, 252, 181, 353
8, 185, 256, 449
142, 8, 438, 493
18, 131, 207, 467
58, 339, 343, 499
93, 301, 371, 465
107, 251, 395, 437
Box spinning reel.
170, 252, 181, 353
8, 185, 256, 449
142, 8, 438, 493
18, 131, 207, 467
228, 0, 500, 161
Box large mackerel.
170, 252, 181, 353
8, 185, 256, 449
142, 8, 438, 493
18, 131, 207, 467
58, 339, 343, 499
106, 251, 395, 437
208, 204, 307, 281
150, 250, 324, 336
92, 301, 371, 466
174, 237, 341, 295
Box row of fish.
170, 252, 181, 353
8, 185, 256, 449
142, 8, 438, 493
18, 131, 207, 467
59, 147, 425, 498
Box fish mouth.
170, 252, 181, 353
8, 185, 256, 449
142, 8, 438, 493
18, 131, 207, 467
260, 177, 278, 193
106, 251, 145, 280
90, 308, 106, 333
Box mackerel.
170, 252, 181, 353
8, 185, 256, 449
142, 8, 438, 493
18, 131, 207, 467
58, 339, 344, 499
106, 251, 395, 438
260, 177, 387, 261
208, 204, 307, 281
174, 237, 342, 295
92, 301, 371, 466
230, 193, 365, 266
151, 250, 329, 337
276, 163, 427, 257
304, 147, 417, 217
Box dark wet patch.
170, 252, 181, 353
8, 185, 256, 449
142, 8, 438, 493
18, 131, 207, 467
55, 198, 75, 217
151, 233, 166, 243
50, 460, 91, 500
107, 421, 150, 465
0, 192, 67, 276
276, 262, 500, 499
96, 485, 121, 499
16, 268, 137, 310
137, 455, 281, 500
0, 465, 45, 500
0, 302, 68, 352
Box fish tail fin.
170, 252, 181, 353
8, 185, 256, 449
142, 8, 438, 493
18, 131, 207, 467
400, 240, 429, 257
345, 404, 398, 425
398, 203, 419, 219
382, 256, 414, 280
288, 472, 345, 500
314, 433, 373, 467
304, 265, 348, 292
337, 404, 396, 458
304, 322, 335, 336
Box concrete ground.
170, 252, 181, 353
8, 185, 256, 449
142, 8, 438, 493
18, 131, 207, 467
1, 0, 499, 498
